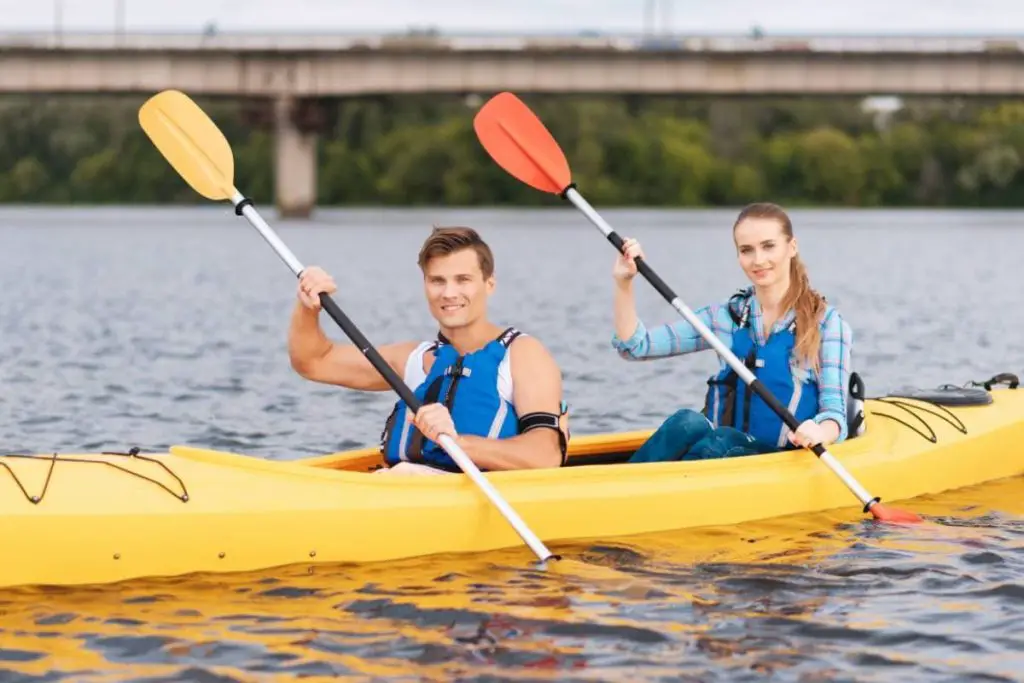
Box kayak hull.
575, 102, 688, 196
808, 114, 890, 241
2, 388, 1022, 589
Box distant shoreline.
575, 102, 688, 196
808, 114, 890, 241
4, 95, 1024, 210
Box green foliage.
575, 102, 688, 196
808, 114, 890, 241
3, 94, 1024, 207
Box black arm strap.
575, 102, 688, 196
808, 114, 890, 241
518, 411, 569, 466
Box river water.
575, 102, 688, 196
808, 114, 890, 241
0, 206, 1021, 682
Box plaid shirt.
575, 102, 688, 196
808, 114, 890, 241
612, 292, 853, 442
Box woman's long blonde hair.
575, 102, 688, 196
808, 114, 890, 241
733, 202, 827, 374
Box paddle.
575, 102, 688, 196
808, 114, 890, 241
137, 89, 558, 564
472, 91, 922, 525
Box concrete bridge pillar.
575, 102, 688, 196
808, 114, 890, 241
273, 95, 320, 219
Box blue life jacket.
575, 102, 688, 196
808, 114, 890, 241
380, 327, 523, 472
702, 288, 820, 450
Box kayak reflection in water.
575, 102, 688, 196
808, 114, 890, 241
610, 202, 857, 463
287, 226, 569, 475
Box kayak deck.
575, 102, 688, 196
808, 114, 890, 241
0, 388, 1021, 589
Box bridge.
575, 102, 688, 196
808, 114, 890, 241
4, 31, 1024, 217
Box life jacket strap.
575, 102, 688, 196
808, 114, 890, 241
404, 370, 450, 463
740, 345, 758, 433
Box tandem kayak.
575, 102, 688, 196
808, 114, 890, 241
1, 382, 1022, 590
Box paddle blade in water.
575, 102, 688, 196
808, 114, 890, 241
870, 503, 925, 524
138, 90, 235, 201
473, 92, 571, 194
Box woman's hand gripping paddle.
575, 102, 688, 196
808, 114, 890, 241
472, 92, 923, 525
136, 89, 561, 564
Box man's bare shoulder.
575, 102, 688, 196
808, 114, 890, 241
508, 334, 561, 374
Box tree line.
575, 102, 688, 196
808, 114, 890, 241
3, 94, 1024, 207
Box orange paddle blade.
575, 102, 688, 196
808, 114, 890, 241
473, 92, 572, 194
870, 503, 925, 524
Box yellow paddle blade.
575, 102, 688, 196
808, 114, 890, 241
138, 90, 235, 201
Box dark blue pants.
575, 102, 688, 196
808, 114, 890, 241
629, 409, 773, 464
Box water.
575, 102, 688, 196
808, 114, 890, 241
0, 206, 1021, 681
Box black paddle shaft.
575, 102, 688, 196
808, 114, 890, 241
605, 231, 679, 305
318, 293, 423, 412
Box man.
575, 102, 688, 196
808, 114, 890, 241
288, 226, 568, 475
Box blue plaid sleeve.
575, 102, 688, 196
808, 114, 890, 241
611, 303, 733, 360
812, 307, 853, 442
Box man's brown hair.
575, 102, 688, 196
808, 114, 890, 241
417, 226, 495, 279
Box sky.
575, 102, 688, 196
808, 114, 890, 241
4, 0, 1024, 35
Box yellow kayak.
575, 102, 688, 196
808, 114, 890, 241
1, 386, 1022, 590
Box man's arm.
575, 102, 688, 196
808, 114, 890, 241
457, 336, 565, 470
288, 302, 419, 391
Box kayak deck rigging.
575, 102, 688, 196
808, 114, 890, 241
0, 447, 190, 505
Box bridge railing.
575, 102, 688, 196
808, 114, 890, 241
0, 31, 1022, 53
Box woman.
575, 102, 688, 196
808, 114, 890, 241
611, 202, 854, 463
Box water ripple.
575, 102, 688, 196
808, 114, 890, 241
0, 208, 1021, 681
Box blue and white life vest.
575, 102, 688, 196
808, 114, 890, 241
380, 327, 523, 471
702, 289, 821, 449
